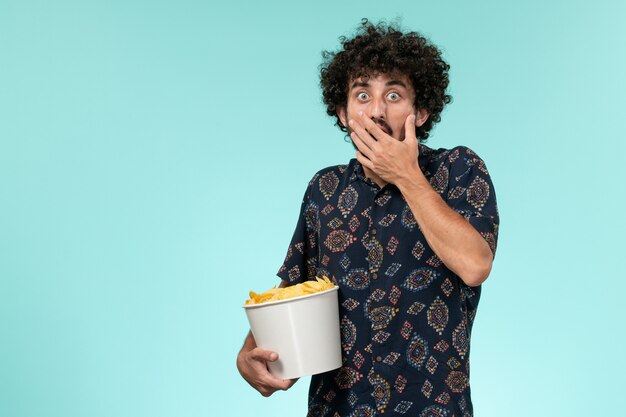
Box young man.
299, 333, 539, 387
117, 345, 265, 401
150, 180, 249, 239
237, 20, 499, 416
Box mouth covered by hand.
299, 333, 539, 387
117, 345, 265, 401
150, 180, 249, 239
371, 118, 392, 137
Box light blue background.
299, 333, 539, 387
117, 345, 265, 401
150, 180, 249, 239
1, 1, 625, 416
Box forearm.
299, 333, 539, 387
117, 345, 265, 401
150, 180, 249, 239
396, 174, 493, 287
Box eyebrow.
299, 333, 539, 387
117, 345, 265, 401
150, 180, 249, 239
385, 80, 408, 88
350, 79, 409, 89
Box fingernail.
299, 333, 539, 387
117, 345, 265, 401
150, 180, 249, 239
358, 111, 363, 116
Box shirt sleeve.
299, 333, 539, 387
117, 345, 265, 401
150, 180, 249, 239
277, 175, 321, 284
444, 146, 500, 257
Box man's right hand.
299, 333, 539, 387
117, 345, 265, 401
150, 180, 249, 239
237, 338, 298, 397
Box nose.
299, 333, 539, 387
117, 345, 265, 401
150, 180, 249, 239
369, 97, 386, 120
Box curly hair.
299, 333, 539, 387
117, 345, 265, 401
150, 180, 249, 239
320, 19, 452, 142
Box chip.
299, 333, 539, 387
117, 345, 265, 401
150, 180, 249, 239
245, 276, 334, 305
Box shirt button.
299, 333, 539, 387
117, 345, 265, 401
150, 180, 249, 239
376, 356, 383, 362
371, 228, 377, 236
371, 272, 378, 280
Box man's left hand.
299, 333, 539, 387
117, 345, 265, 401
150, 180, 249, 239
349, 112, 422, 186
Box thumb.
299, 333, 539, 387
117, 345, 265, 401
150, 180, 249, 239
252, 348, 279, 362
404, 114, 417, 143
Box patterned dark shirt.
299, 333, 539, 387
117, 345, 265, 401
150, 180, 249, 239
277, 144, 499, 417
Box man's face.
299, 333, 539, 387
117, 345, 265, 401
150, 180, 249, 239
337, 73, 422, 142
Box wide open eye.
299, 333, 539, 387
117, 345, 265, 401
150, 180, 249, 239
387, 92, 400, 101
357, 92, 369, 101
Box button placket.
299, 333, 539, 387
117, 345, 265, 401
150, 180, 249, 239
368, 198, 386, 369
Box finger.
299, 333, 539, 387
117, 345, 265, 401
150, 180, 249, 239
247, 350, 292, 391
351, 132, 375, 159
358, 112, 390, 142
284, 378, 299, 389
356, 151, 374, 171
262, 374, 294, 391
250, 348, 278, 362
256, 367, 295, 392
404, 114, 417, 142
348, 119, 377, 150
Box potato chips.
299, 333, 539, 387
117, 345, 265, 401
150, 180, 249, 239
245, 276, 335, 305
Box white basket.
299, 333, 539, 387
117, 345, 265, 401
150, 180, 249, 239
243, 286, 342, 379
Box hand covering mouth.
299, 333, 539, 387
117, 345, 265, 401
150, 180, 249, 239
372, 119, 392, 136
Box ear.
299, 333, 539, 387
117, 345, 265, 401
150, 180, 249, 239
337, 106, 348, 128
415, 108, 429, 127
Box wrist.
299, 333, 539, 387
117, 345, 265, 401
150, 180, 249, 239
395, 166, 430, 194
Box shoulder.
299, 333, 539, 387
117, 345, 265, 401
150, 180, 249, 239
299, 161, 354, 205
306, 161, 353, 188
422, 144, 482, 162
450, 145, 484, 161
443, 146, 496, 201
427, 145, 491, 173
450, 146, 492, 178
419, 143, 465, 167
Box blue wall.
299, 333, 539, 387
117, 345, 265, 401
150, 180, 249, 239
1, 0, 624, 415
